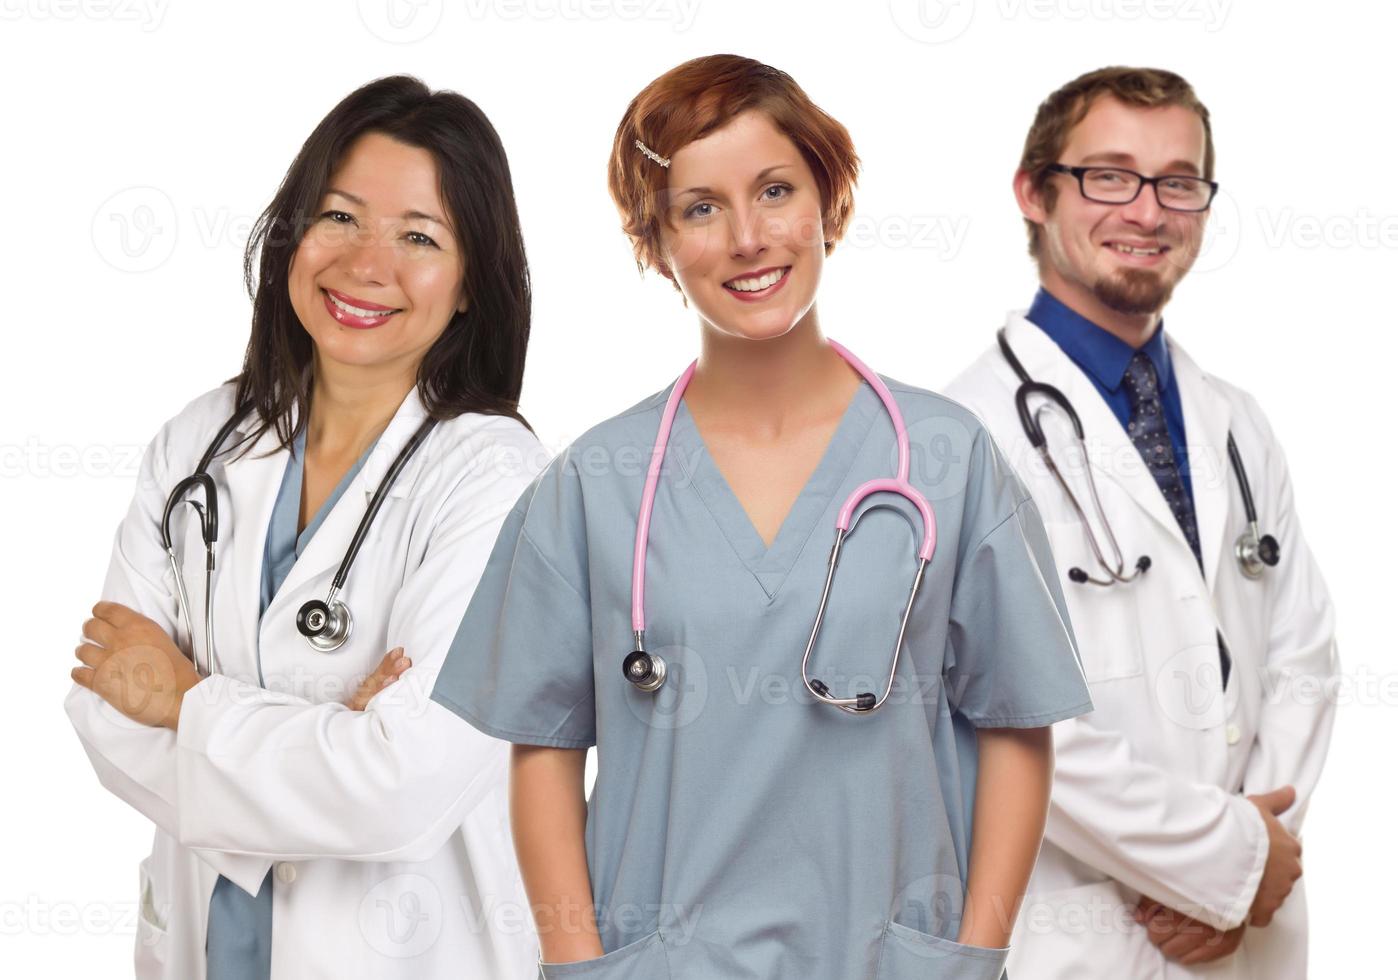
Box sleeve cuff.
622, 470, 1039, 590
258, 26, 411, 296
429, 689, 595, 749
1214, 792, 1270, 930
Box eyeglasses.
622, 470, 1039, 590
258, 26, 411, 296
1045, 163, 1219, 213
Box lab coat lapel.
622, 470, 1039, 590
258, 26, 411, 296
1003, 314, 1197, 563
215, 420, 290, 677
263, 388, 430, 617
1170, 339, 1232, 593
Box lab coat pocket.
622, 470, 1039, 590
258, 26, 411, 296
134, 857, 170, 977
1043, 521, 1145, 683
538, 929, 671, 979
876, 919, 1008, 979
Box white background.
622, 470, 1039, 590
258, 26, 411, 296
2, 0, 1391, 974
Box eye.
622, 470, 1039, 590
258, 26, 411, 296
761, 183, 793, 201
320, 209, 355, 223
683, 201, 716, 220
405, 230, 440, 248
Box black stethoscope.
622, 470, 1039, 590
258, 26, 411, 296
997, 329, 1279, 585
159, 403, 437, 673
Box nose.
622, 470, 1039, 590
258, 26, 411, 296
341, 223, 392, 286
1118, 180, 1166, 232
727, 205, 768, 261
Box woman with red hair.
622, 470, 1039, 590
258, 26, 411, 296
430, 54, 1093, 979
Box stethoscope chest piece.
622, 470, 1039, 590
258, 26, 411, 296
1234, 526, 1280, 579
296, 594, 353, 652
622, 643, 667, 693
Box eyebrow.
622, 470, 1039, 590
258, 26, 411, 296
675, 164, 796, 198
325, 188, 448, 227
1076, 151, 1202, 176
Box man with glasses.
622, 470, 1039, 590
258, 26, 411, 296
946, 67, 1337, 979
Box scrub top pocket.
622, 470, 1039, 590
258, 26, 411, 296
876, 920, 1008, 980
538, 929, 672, 979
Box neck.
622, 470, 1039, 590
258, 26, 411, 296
685, 307, 858, 437
1040, 266, 1161, 348
306, 355, 415, 459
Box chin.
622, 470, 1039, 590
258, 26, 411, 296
309, 329, 403, 369
707, 310, 801, 343
1092, 269, 1178, 317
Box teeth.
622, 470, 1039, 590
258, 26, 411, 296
726, 268, 787, 292
1111, 243, 1162, 256
327, 290, 398, 318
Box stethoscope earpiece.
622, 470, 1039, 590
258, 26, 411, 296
296, 596, 353, 652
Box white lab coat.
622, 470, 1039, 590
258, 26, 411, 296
945, 312, 1338, 980
64, 381, 545, 980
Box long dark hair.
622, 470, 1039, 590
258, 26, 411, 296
232, 75, 532, 456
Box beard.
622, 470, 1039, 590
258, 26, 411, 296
1092, 267, 1176, 316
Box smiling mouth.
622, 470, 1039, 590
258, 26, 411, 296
723, 266, 791, 295
323, 288, 402, 317
1104, 241, 1170, 258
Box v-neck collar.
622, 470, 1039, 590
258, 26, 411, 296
284, 426, 380, 557
666, 379, 882, 601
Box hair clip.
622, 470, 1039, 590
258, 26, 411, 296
634, 138, 670, 168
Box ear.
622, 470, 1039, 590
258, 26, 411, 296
1013, 168, 1048, 226
456, 293, 469, 316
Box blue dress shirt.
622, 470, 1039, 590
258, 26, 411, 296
1025, 287, 1193, 504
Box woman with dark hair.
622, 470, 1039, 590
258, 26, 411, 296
65, 75, 542, 979
427, 55, 1093, 978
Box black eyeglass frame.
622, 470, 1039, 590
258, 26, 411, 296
1045, 163, 1220, 213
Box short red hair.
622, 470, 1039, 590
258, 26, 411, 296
607, 54, 860, 286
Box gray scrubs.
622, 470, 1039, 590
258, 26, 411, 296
204, 427, 379, 980
431, 376, 1092, 980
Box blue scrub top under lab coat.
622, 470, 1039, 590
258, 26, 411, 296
204, 426, 379, 980
431, 372, 1093, 980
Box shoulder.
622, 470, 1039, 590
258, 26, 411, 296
427, 410, 546, 476
882, 373, 996, 434
142, 381, 243, 478
879, 374, 1032, 545
399, 411, 550, 529
942, 342, 1024, 434
517, 386, 669, 497
879, 373, 1011, 475
1168, 339, 1276, 447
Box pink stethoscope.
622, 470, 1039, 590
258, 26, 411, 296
622, 340, 937, 714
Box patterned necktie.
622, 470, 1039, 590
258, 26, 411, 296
1123, 350, 1200, 561
1122, 350, 1230, 688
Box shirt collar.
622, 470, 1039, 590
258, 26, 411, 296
1025, 286, 1173, 394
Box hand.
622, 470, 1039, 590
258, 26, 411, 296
1135, 896, 1245, 964
346, 648, 412, 711
1245, 785, 1302, 927
71, 602, 203, 730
